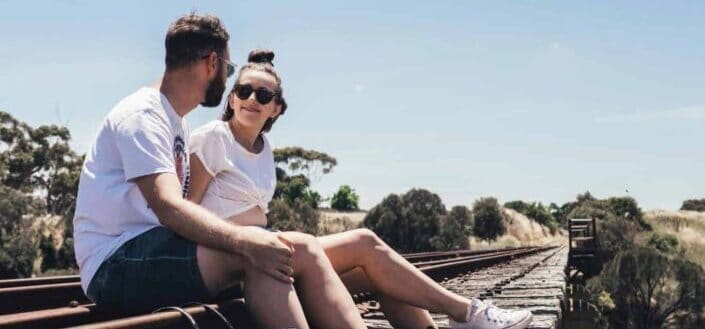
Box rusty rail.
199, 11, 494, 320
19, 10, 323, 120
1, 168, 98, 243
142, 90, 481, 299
0, 275, 80, 289
0, 246, 557, 329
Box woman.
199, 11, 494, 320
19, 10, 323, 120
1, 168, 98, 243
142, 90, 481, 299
188, 49, 533, 329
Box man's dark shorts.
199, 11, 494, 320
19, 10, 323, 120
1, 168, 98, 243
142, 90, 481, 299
86, 226, 212, 313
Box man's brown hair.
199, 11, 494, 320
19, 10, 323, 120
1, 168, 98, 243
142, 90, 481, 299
165, 13, 229, 70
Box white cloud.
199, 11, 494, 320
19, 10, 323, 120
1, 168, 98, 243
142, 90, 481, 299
594, 106, 705, 123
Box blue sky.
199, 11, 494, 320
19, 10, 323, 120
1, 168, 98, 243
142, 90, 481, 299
1, 1, 703, 210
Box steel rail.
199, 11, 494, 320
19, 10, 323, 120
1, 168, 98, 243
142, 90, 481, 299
0, 247, 530, 290
0, 275, 80, 289
0, 246, 557, 329
0, 248, 539, 315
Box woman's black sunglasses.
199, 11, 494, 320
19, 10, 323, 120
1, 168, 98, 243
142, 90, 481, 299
233, 84, 278, 105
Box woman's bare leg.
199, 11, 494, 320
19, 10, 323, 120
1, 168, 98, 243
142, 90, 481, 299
280, 231, 367, 329
318, 229, 471, 322
339, 267, 436, 329
197, 245, 310, 329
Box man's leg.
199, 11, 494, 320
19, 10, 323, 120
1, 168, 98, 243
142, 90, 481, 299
197, 245, 310, 329
277, 231, 367, 329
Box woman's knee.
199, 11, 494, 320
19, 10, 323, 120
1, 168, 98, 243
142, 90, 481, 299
351, 228, 386, 249
349, 229, 394, 264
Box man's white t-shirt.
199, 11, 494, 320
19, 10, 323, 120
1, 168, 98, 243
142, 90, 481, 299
73, 87, 190, 293
190, 120, 276, 220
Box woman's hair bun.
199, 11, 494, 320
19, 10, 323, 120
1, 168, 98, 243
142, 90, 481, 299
248, 49, 275, 66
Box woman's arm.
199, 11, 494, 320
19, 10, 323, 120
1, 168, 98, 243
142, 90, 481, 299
188, 153, 268, 226
187, 153, 213, 204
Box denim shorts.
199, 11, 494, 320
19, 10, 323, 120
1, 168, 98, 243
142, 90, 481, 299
86, 226, 212, 313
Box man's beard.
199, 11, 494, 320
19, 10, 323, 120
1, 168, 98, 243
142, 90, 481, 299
201, 65, 226, 107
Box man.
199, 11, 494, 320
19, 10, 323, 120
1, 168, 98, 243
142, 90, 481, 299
73, 13, 295, 314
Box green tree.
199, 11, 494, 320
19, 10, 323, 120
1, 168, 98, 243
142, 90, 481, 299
548, 202, 566, 225
0, 111, 82, 277
568, 194, 651, 230
577, 191, 597, 203
0, 185, 43, 278
0, 112, 82, 218
273, 147, 337, 182
472, 197, 506, 243
504, 200, 529, 213
362, 194, 404, 248
272, 147, 337, 210
505, 200, 558, 234
681, 199, 705, 212
277, 174, 322, 209
588, 246, 705, 329
604, 196, 643, 223
267, 199, 320, 235
524, 202, 558, 234
363, 189, 445, 252
331, 185, 359, 211
432, 205, 473, 251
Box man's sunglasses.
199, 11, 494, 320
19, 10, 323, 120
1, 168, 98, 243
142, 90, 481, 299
233, 84, 278, 105
201, 54, 236, 78
221, 58, 236, 78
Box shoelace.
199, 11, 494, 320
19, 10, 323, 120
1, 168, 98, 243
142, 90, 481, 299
481, 305, 517, 325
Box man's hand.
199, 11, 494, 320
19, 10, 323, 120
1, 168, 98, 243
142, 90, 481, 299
240, 227, 295, 283
133, 172, 297, 283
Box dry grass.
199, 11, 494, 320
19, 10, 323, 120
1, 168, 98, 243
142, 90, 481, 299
319, 209, 367, 224
644, 210, 705, 269
318, 209, 366, 234
316, 208, 566, 248
469, 209, 566, 250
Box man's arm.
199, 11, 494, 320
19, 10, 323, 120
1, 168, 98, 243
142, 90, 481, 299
186, 154, 212, 205
134, 172, 294, 283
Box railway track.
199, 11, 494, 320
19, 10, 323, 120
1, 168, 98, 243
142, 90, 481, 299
364, 245, 568, 329
0, 245, 562, 329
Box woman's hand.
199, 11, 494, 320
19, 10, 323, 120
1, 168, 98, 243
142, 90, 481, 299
240, 227, 295, 283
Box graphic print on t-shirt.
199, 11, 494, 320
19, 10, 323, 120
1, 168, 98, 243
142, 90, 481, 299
173, 135, 190, 198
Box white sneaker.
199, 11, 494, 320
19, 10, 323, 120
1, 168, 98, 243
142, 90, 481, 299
449, 299, 533, 329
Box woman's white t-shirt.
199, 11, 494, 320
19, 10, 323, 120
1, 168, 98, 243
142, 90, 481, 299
190, 120, 276, 220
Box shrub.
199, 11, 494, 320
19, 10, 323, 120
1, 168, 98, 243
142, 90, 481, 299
681, 199, 705, 212
363, 194, 403, 247
508, 201, 558, 234
0, 220, 42, 279
0, 185, 44, 278
432, 205, 473, 251
604, 196, 643, 223
363, 189, 445, 252
267, 199, 320, 235
648, 233, 679, 254
331, 185, 359, 211
588, 246, 705, 329
472, 197, 506, 243
504, 200, 529, 213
